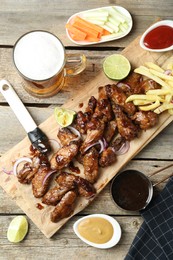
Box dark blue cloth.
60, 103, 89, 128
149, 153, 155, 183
125, 177, 173, 260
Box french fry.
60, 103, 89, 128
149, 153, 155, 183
168, 109, 173, 115
145, 62, 164, 72
165, 94, 173, 103
146, 89, 173, 95
167, 63, 173, 73
138, 100, 160, 111
154, 103, 173, 114
126, 94, 164, 103
149, 68, 173, 81
134, 66, 171, 89
128, 61, 173, 115
133, 100, 152, 106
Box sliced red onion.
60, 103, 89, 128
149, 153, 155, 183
164, 69, 172, 75
42, 170, 57, 186
98, 140, 105, 154
2, 167, 13, 175
49, 138, 61, 152
139, 76, 143, 83
116, 82, 130, 90
13, 157, 32, 176
114, 141, 130, 155
102, 138, 108, 149
67, 126, 81, 141
83, 138, 108, 154
83, 141, 100, 153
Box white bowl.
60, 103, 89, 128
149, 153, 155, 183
73, 214, 121, 249
140, 20, 173, 52
66, 6, 133, 45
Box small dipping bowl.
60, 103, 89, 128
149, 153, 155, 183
140, 20, 173, 52
110, 170, 153, 211
73, 214, 121, 249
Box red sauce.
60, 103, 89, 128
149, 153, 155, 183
144, 25, 173, 49
36, 203, 44, 210
79, 102, 84, 108
69, 161, 80, 174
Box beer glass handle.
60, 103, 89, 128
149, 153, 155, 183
65, 53, 86, 76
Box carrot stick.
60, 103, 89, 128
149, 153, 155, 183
72, 21, 100, 39
66, 23, 87, 40
85, 36, 100, 42
102, 29, 111, 36
74, 16, 104, 34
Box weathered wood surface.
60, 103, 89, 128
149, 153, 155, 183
0, 0, 173, 46
0, 0, 173, 259
1, 36, 173, 238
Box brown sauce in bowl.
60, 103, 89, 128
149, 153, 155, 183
111, 170, 152, 211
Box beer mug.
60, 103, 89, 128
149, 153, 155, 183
13, 30, 86, 98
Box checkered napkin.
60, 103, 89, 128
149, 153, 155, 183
125, 177, 173, 260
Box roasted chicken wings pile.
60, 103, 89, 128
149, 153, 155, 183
17, 72, 160, 223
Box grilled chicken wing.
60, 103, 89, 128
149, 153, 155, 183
74, 96, 97, 134
57, 127, 78, 146
83, 147, 99, 183
50, 190, 78, 223
50, 141, 79, 170
119, 73, 161, 95
85, 96, 97, 115
17, 163, 38, 184
17, 151, 50, 184
75, 176, 96, 198
103, 120, 117, 143
94, 86, 114, 122
106, 84, 136, 116
118, 72, 142, 95
55, 171, 76, 187
80, 117, 105, 154
99, 147, 117, 167
140, 78, 161, 93
131, 111, 158, 130
74, 111, 90, 134
42, 185, 71, 206
56, 172, 96, 199
32, 166, 54, 198
113, 105, 140, 140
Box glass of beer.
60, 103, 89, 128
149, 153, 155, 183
13, 30, 86, 98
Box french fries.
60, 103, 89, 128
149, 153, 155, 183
126, 61, 173, 115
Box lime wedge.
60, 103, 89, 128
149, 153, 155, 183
7, 216, 28, 243
54, 107, 76, 127
103, 54, 131, 80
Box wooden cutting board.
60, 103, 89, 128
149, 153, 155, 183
0, 36, 173, 238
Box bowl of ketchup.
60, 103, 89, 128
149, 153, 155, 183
140, 20, 173, 52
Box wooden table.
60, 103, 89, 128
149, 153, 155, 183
0, 1, 173, 259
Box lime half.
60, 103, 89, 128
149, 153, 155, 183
103, 54, 131, 80
7, 216, 28, 243
54, 107, 76, 127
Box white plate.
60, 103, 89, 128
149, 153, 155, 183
66, 6, 133, 45
73, 214, 121, 249
140, 20, 173, 52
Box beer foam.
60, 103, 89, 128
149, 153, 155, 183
13, 31, 65, 81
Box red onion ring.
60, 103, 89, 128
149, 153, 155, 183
116, 82, 131, 90
2, 167, 13, 175
42, 170, 57, 186
164, 69, 172, 75
49, 138, 61, 151
98, 140, 105, 154
13, 157, 32, 176
114, 141, 130, 155
83, 138, 108, 154
67, 126, 81, 141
